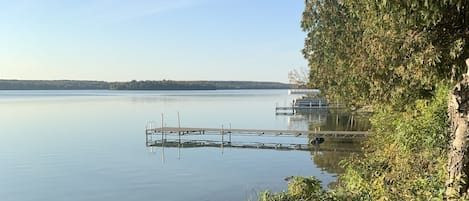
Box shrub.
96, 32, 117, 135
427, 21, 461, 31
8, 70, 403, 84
339, 85, 450, 200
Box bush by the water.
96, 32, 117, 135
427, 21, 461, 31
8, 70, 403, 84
259, 86, 450, 201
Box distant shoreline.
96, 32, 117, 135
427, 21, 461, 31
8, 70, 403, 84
0, 79, 292, 90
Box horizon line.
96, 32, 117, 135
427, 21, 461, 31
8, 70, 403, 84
0, 78, 291, 84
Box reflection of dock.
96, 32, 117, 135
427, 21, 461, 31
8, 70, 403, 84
147, 139, 361, 152
145, 127, 369, 139
149, 140, 312, 151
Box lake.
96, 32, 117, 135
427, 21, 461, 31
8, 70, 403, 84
0, 90, 366, 201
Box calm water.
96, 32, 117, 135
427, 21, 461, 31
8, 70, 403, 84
0, 90, 364, 201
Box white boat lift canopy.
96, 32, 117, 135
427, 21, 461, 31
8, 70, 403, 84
288, 89, 321, 95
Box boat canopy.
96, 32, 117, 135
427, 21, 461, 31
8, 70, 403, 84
288, 89, 321, 95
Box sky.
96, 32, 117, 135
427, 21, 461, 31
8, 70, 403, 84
0, 0, 307, 82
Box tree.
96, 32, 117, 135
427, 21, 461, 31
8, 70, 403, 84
302, 0, 469, 108
447, 59, 469, 200
301, 0, 469, 199
288, 67, 309, 88
302, 0, 366, 105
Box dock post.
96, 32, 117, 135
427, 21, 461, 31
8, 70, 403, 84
161, 113, 165, 143
177, 112, 181, 144
221, 125, 225, 155
229, 123, 232, 144
145, 129, 148, 146
221, 125, 224, 144
145, 123, 148, 146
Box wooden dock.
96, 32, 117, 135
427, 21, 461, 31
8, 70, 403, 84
145, 126, 369, 151
146, 127, 369, 139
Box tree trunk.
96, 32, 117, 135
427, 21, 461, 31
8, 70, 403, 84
446, 59, 469, 200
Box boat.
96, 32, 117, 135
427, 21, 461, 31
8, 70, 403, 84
293, 96, 328, 107
289, 89, 328, 108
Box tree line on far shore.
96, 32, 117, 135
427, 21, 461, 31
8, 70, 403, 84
0, 79, 291, 90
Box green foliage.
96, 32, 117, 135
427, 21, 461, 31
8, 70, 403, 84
258, 176, 339, 201
259, 86, 450, 201
338, 85, 450, 200
302, 0, 365, 105
302, 0, 469, 108
282, 0, 468, 200
109, 80, 217, 90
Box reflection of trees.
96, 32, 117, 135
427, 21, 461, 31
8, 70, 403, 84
286, 109, 371, 131
285, 111, 370, 174
307, 112, 368, 174
310, 140, 363, 174
308, 113, 371, 131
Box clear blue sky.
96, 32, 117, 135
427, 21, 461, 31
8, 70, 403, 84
0, 0, 307, 82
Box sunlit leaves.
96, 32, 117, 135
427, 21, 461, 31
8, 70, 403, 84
302, 0, 468, 108
299, 0, 468, 200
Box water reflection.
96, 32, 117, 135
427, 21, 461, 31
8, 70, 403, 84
146, 108, 370, 178
310, 140, 363, 174
284, 108, 371, 131
147, 137, 364, 176
282, 109, 370, 175
1, 90, 366, 201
